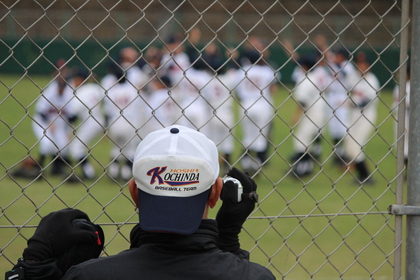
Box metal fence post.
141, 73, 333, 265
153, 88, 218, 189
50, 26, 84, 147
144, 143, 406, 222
395, 0, 411, 279
406, 0, 420, 279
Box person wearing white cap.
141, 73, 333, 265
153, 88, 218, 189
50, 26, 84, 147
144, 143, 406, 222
6, 125, 275, 280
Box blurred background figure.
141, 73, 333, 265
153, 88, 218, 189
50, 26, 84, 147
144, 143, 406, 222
143, 75, 177, 134
160, 33, 191, 123
345, 54, 380, 185
235, 49, 278, 175
290, 52, 331, 178
325, 46, 357, 166
176, 62, 212, 130
203, 71, 236, 173
67, 69, 105, 180
31, 59, 74, 177
104, 64, 146, 181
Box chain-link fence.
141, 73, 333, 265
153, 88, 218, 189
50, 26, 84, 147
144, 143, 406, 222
0, 0, 414, 279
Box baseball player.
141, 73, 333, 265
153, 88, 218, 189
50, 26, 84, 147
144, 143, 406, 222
101, 48, 147, 93
202, 68, 237, 172
176, 65, 212, 131
234, 50, 278, 174
325, 48, 358, 165
103, 66, 146, 181
67, 70, 106, 180
344, 56, 380, 184
142, 75, 177, 134
290, 53, 332, 177
32, 60, 74, 176
159, 34, 192, 123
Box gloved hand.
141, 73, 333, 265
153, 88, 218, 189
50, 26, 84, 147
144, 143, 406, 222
216, 167, 258, 252
23, 208, 104, 273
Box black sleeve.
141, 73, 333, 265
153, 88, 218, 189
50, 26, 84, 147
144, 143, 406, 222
5, 258, 62, 280
231, 248, 250, 261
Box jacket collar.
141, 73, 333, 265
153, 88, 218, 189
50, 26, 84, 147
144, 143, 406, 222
130, 219, 219, 252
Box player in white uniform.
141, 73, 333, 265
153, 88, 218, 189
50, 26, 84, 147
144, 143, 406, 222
290, 54, 332, 177
32, 62, 74, 176
345, 57, 380, 184
160, 34, 192, 123
202, 69, 237, 172
235, 51, 277, 174
142, 75, 177, 134
325, 48, 358, 165
393, 65, 410, 169
176, 66, 212, 130
102, 48, 146, 91
67, 70, 105, 180
103, 67, 146, 181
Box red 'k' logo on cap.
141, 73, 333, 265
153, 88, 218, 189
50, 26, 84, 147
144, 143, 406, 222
147, 167, 167, 185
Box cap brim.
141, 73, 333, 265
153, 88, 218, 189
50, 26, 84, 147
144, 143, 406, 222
138, 188, 210, 235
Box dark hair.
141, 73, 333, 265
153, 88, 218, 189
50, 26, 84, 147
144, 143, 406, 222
72, 68, 89, 80
244, 50, 262, 65
335, 47, 349, 59
108, 62, 126, 84
159, 75, 172, 88
298, 54, 317, 70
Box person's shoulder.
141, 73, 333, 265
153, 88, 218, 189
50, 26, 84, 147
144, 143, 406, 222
63, 249, 135, 280
213, 249, 276, 280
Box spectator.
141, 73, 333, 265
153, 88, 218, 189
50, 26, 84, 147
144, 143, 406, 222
6, 125, 275, 280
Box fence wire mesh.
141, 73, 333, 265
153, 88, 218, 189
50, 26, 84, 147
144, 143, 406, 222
0, 0, 411, 279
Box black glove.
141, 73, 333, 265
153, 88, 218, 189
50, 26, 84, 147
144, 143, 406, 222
216, 167, 258, 252
23, 208, 104, 273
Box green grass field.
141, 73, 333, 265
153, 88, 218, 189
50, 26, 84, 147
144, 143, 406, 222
0, 74, 401, 279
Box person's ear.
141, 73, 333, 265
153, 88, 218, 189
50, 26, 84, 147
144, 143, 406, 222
208, 177, 223, 208
128, 179, 139, 208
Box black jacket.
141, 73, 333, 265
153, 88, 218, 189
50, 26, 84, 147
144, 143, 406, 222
63, 219, 276, 280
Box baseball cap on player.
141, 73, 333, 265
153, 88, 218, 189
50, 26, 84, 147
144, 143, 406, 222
132, 125, 220, 235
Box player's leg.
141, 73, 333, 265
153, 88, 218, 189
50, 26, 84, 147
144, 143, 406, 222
345, 109, 375, 184
291, 115, 319, 177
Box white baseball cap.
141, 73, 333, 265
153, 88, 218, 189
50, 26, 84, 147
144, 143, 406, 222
132, 125, 220, 235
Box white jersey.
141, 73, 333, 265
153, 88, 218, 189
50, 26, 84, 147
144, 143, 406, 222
177, 68, 212, 130
349, 71, 380, 109
325, 60, 357, 139
294, 66, 331, 119
101, 73, 118, 92
101, 65, 147, 92
124, 64, 147, 90
35, 81, 74, 122
143, 88, 177, 134
33, 80, 74, 155
104, 81, 145, 129
235, 64, 276, 109
160, 52, 191, 87
69, 83, 105, 124
327, 60, 358, 98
